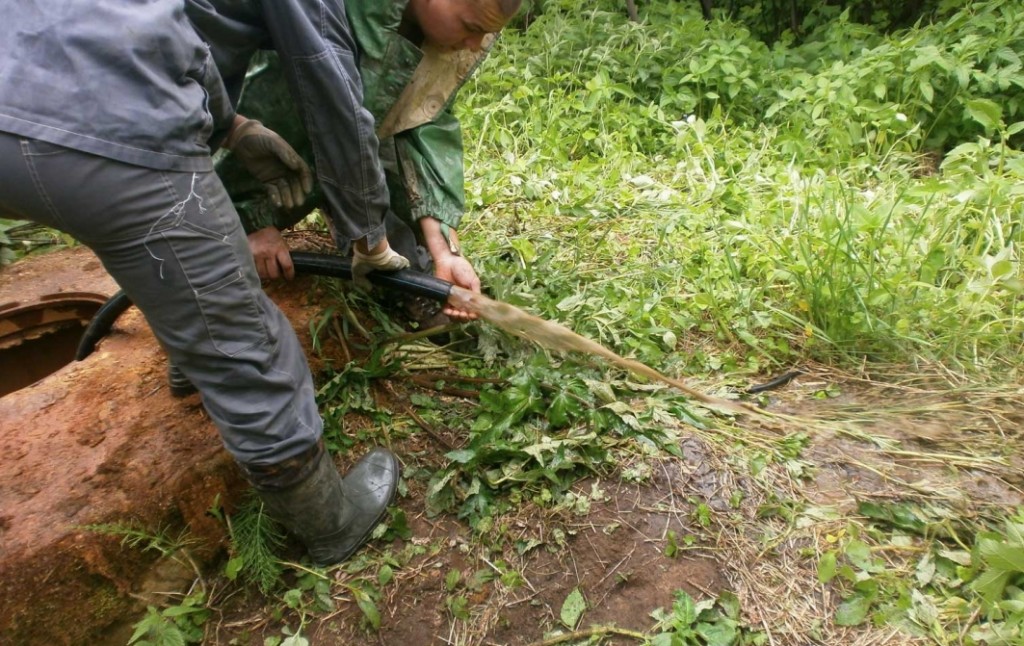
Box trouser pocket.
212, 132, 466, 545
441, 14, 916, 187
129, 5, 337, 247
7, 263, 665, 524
192, 267, 267, 357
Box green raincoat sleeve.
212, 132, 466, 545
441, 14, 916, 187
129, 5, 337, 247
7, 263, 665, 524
386, 111, 465, 231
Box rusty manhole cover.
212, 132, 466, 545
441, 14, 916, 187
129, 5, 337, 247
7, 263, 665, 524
0, 292, 109, 397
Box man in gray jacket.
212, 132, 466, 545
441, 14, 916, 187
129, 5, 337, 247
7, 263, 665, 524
185, 0, 521, 325
0, 0, 399, 567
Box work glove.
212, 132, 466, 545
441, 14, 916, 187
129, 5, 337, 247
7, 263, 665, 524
351, 245, 410, 290
227, 119, 314, 210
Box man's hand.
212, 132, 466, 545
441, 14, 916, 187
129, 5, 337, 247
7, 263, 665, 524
433, 254, 481, 321
248, 226, 295, 281
227, 117, 313, 209
418, 217, 481, 321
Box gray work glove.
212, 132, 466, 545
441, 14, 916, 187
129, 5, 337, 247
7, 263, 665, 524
227, 119, 314, 210
351, 246, 410, 290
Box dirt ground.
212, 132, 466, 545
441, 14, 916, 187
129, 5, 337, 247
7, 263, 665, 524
206, 463, 731, 646
0, 246, 332, 644
1, 246, 1021, 646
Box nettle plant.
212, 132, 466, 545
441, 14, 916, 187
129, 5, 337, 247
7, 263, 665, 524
423, 359, 707, 525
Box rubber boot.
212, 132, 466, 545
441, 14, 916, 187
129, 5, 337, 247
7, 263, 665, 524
167, 364, 198, 398
256, 448, 400, 567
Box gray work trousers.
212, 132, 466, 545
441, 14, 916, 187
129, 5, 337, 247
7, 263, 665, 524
0, 132, 322, 467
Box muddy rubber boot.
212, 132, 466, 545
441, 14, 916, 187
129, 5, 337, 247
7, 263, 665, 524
167, 364, 197, 398
257, 448, 400, 567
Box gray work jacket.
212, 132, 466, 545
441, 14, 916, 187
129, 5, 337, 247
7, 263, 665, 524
186, 0, 393, 243
0, 0, 232, 172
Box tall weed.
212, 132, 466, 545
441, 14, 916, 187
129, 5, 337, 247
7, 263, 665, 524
460, 0, 1024, 372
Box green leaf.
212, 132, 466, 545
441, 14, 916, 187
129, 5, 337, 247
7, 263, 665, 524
378, 564, 394, 586
979, 538, 1024, 572
556, 293, 585, 312
818, 551, 838, 583
856, 500, 927, 535
665, 530, 679, 558
283, 588, 303, 609
560, 587, 586, 628
445, 569, 461, 591
717, 591, 741, 620
128, 608, 160, 645
225, 556, 244, 581
409, 393, 436, 408
844, 540, 876, 571
965, 98, 1003, 131
972, 567, 1012, 603
696, 619, 738, 646
1005, 521, 1024, 545
447, 594, 470, 620
446, 449, 477, 464
281, 634, 309, 646
673, 590, 697, 626
919, 78, 934, 103
584, 379, 617, 404
547, 390, 580, 428
355, 590, 381, 630
510, 238, 537, 263
991, 260, 1013, 279
910, 590, 939, 628
835, 595, 871, 626
915, 552, 936, 586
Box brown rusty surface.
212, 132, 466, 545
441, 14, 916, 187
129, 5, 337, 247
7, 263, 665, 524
0, 296, 110, 396
0, 247, 327, 645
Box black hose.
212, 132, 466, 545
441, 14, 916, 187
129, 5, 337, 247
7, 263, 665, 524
75, 252, 454, 361
289, 252, 452, 301
744, 370, 804, 395
74, 290, 132, 360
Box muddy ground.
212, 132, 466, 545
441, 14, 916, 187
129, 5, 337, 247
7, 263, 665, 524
1, 246, 1021, 646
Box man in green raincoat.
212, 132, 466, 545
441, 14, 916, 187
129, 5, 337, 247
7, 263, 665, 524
204, 0, 522, 326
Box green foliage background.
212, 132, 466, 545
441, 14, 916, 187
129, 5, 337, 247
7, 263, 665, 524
459, 0, 1024, 374
429, 4, 1024, 641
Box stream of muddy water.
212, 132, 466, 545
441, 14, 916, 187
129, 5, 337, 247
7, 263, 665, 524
447, 286, 752, 416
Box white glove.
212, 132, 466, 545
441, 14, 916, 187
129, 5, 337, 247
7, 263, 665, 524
351, 246, 410, 290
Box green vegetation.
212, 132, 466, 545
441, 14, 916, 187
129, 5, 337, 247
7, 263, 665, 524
69, 0, 1024, 643
0, 218, 70, 265
462, 0, 1023, 372
456, 0, 1022, 641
